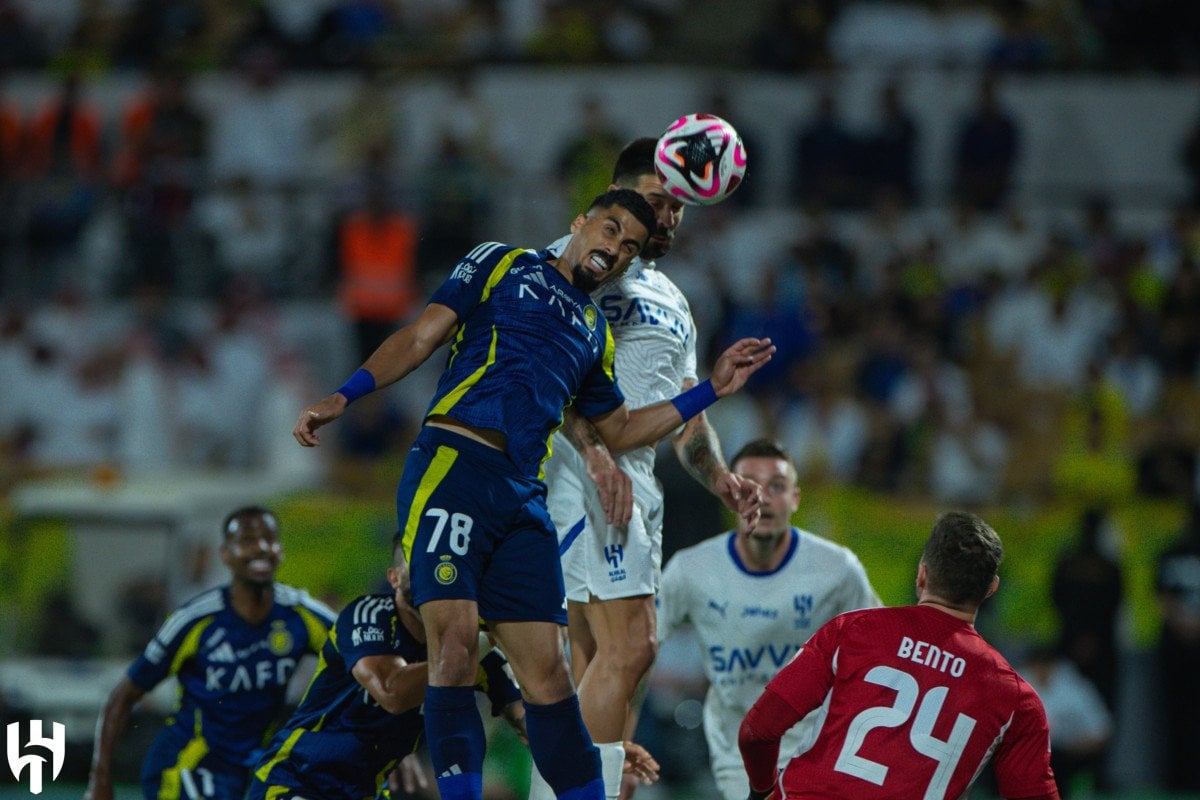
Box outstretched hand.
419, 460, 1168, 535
715, 471, 762, 534
584, 447, 633, 527
710, 338, 775, 398
388, 753, 431, 796
293, 394, 348, 447
622, 741, 660, 788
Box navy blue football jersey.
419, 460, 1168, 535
426, 242, 624, 477
249, 594, 427, 800
127, 584, 336, 769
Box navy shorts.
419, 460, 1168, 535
141, 736, 249, 800
397, 426, 566, 624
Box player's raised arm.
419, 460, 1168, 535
293, 303, 460, 447
589, 337, 774, 454
670, 381, 762, 527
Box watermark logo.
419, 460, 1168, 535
7, 720, 65, 795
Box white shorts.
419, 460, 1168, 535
706, 697, 815, 800
713, 765, 752, 800
544, 442, 664, 603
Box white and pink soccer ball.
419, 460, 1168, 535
654, 113, 747, 206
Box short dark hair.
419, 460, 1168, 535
612, 137, 658, 186
222, 505, 276, 541
921, 511, 1003, 606
729, 439, 794, 473
588, 188, 656, 246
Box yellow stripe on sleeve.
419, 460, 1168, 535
168, 618, 213, 677
600, 321, 617, 383
296, 606, 330, 652
443, 248, 524, 372
478, 248, 527, 302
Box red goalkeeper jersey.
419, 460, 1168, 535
740, 605, 1058, 800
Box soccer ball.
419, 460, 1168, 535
654, 113, 747, 206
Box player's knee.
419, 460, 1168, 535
518, 656, 574, 704
624, 631, 658, 675
599, 632, 656, 682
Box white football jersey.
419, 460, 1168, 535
545, 235, 698, 480
657, 528, 881, 779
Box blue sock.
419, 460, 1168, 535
524, 695, 603, 800
424, 685, 485, 800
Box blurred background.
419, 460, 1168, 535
1, 0, 1200, 798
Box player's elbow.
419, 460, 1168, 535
738, 715, 763, 749
378, 668, 430, 714
738, 703, 782, 750
371, 678, 426, 715
107, 677, 145, 713
376, 692, 422, 715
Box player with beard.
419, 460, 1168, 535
294, 189, 774, 800
85, 506, 337, 800
531, 139, 764, 800
655, 440, 880, 800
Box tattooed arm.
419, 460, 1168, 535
561, 408, 633, 526
671, 379, 761, 525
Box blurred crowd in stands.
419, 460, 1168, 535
2, 5, 1200, 795
1, 54, 1198, 514
1, 0, 1200, 73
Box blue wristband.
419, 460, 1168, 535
670, 379, 718, 422
335, 368, 376, 404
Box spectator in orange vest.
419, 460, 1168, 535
337, 176, 421, 364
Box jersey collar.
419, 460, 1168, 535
726, 527, 800, 577
629, 256, 656, 280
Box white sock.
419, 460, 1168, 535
597, 741, 626, 800
527, 762, 557, 800
528, 741, 625, 800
